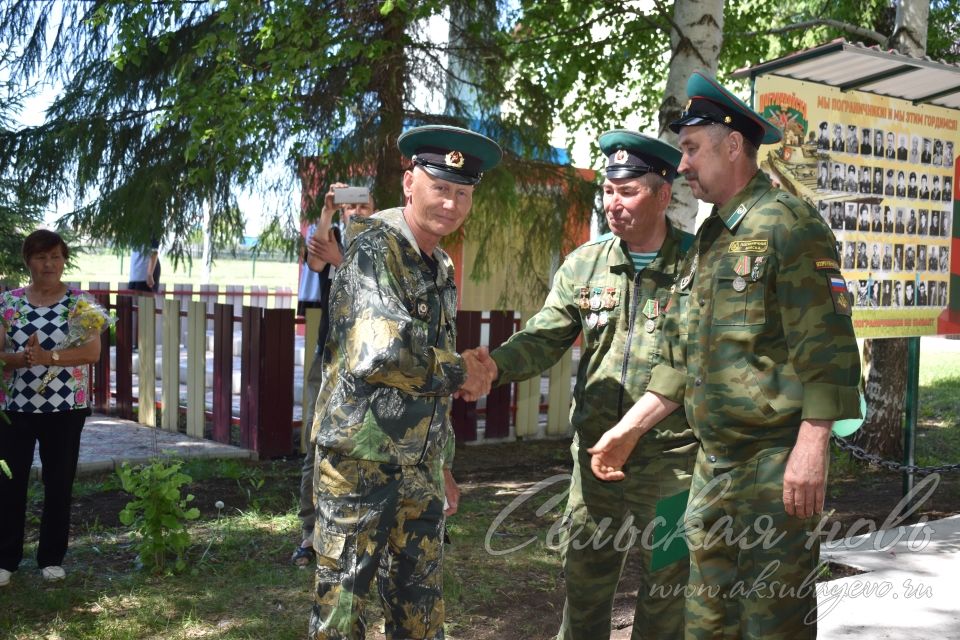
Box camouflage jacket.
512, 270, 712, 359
491, 222, 697, 457
312, 208, 463, 468
648, 171, 861, 466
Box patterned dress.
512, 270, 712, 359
1, 287, 92, 413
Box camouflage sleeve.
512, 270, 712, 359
776, 215, 861, 420
490, 260, 581, 385
336, 239, 466, 396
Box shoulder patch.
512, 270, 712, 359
828, 275, 853, 316
815, 259, 841, 271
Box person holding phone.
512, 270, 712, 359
291, 182, 376, 568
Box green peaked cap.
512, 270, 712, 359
670, 71, 783, 147
598, 130, 682, 182
398, 124, 503, 185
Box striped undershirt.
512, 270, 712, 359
630, 251, 658, 272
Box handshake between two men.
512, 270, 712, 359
453, 346, 498, 402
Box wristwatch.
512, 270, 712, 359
51, 351, 60, 363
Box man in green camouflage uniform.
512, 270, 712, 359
589, 73, 861, 639
490, 131, 696, 639
309, 125, 502, 640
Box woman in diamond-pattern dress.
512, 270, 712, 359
0, 230, 102, 587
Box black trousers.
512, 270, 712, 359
0, 410, 87, 571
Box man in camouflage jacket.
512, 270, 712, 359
309, 125, 501, 640
490, 131, 696, 640
590, 73, 861, 639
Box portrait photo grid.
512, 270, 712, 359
815, 122, 954, 309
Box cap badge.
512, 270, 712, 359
614, 149, 629, 163
445, 150, 465, 168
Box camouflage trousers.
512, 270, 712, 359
684, 447, 819, 640
556, 437, 692, 640
309, 448, 446, 640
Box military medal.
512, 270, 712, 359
733, 255, 750, 292
589, 287, 602, 311
586, 312, 599, 329
578, 287, 591, 310
642, 298, 659, 333
751, 256, 765, 281
598, 310, 609, 327
601, 287, 618, 309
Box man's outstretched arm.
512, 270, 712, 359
587, 391, 680, 481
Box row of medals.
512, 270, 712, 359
677, 253, 764, 295
578, 286, 659, 333
579, 286, 617, 330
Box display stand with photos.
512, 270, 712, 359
733, 40, 960, 496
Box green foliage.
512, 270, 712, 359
117, 459, 201, 574
0, 0, 594, 305
508, 0, 960, 159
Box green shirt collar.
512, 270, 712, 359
715, 170, 775, 232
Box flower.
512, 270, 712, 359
37, 297, 115, 395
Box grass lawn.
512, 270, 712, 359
63, 248, 299, 292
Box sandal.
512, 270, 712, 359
290, 544, 316, 567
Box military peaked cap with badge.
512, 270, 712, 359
669, 71, 782, 148
598, 130, 682, 183
397, 124, 503, 186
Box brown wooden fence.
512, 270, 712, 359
75, 284, 574, 457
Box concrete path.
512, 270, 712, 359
29, 413, 255, 479
819, 513, 960, 639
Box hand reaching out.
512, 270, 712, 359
454, 346, 498, 402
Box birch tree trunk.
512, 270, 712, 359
658, 0, 724, 232
855, 0, 929, 458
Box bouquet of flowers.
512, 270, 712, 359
37, 297, 115, 394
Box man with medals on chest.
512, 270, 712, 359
489, 131, 696, 639
588, 72, 861, 639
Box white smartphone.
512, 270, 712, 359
333, 186, 370, 205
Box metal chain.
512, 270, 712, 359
831, 434, 960, 475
